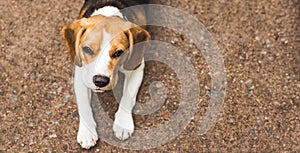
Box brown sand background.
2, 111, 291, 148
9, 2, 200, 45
0, 0, 299, 152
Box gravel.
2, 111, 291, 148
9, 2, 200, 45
0, 0, 299, 152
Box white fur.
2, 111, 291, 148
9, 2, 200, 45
91, 6, 124, 18
113, 60, 145, 140
75, 30, 113, 149
93, 30, 112, 78
74, 66, 98, 149
74, 6, 145, 149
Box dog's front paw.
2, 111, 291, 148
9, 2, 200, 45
113, 109, 134, 140
77, 122, 98, 149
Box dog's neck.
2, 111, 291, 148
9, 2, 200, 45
91, 6, 124, 19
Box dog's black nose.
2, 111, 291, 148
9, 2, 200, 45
93, 75, 110, 88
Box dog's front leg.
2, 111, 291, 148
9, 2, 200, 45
113, 60, 145, 140
74, 66, 98, 149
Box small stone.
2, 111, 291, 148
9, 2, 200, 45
14, 136, 19, 142
29, 122, 34, 127
30, 74, 36, 80
249, 129, 257, 135
64, 93, 71, 101
49, 134, 57, 138
229, 136, 235, 141
267, 56, 274, 61
255, 36, 260, 41
261, 51, 267, 55
192, 51, 198, 55
53, 103, 65, 109
52, 121, 59, 125
208, 91, 218, 97
57, 87, 62, 93
256, 119, 262, 125
281, 38, 288, 44
246, 93, 253, 98
155, 82, 164, 88
45, 111, 51, 115
29, 141, 35, 145
11, 95, 19, 102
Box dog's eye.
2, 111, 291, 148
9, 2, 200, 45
82, 46, 95, 56
112, 50, 124, 58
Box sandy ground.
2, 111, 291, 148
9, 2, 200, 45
0, 0, 299, 152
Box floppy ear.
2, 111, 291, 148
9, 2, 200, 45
61, 19, 87, 67
124, 26, 150, 70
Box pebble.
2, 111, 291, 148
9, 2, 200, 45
256, 119, 262, 125
246, 93, 253, 98
29, 122, 35, 127
155, 82, 164, 88
261, 51, 267, 55
64, 93, 71, 101
249, 129, 257, 135
229, 136, 235, 141
14, 136, 19, 142
45, 111, 52, 115
29, 141, 35, 145
255, 36, 260, 41
281, 38, 288, 44
267, 56, 274, 61
192, 51, 198, 55
49, 134, 57, 138
53, 103, 65, 109
30, 74, 36, 80
208, 91, 219, 97
52, 121, 59, 125
57, 87, 62, 93
11, 95, 19, 101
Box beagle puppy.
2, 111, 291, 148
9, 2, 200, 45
61, 0, 150, 149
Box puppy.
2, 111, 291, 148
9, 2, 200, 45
61, 0, 150, 149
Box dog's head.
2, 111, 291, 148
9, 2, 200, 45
61, 15, 150, 92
